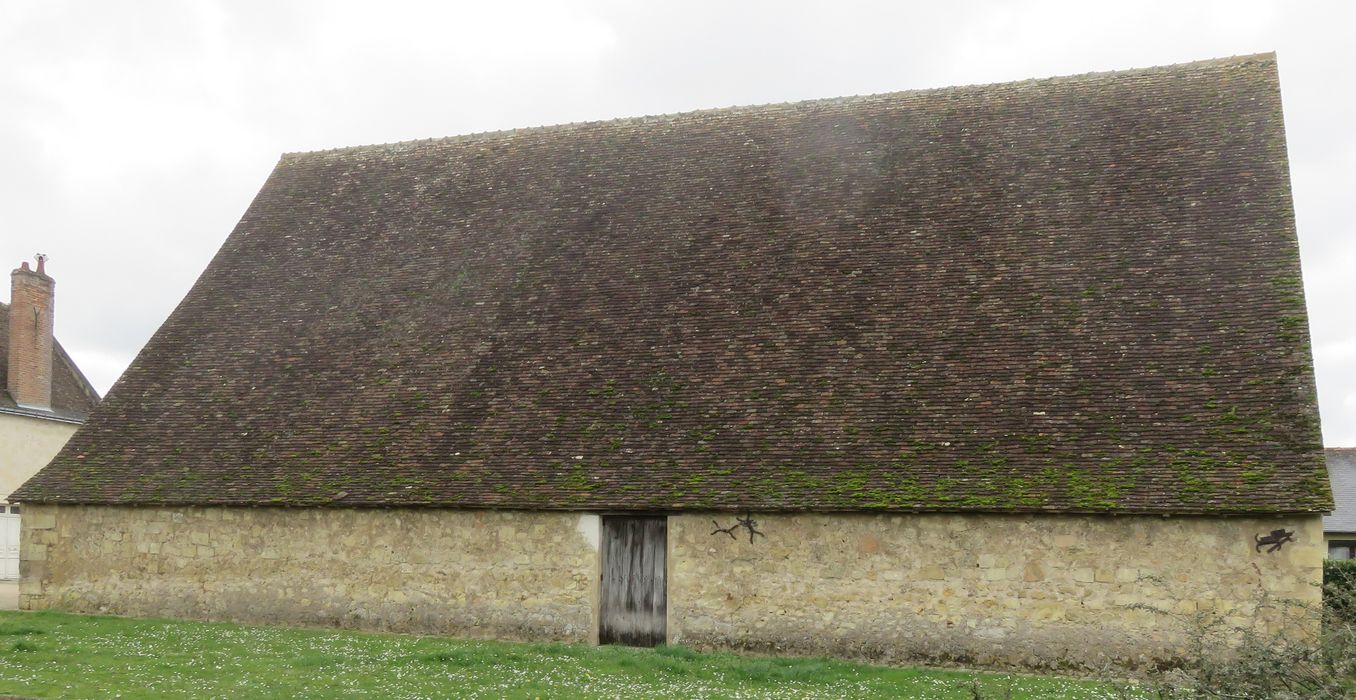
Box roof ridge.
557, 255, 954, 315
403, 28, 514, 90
280, 52, 1276, 160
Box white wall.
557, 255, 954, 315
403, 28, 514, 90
0, 413, 80, 502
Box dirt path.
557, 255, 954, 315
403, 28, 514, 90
0, 580, 18, 610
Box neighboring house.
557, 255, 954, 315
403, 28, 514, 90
1325, 448, 1356, 559
1, 258, 100, 579
13, 54, 1332, 669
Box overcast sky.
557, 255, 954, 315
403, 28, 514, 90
2, 0, 1352, 445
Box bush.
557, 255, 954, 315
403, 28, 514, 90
1125, 564, 1356, 699
1324, 559, 1356, 625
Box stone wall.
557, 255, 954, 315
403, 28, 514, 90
20, 505, 1325, 669
669, 512, 1324, 668
21, 506, 601, 642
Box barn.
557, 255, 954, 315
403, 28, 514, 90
13, 53, 1331, 669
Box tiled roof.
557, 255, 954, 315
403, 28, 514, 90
0, 302, 100, 422
1325, 449, 1356, 533
13, 53, 1330, 513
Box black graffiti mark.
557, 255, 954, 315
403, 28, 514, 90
1254, 528, 1295, 553
710, 520, 739, 539
710, 513, 765, 544
735, 513, 764, 544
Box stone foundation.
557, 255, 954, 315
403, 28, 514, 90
20, 505, 1324, 669
669, 512, 1324, 668
20, 506, 601, 642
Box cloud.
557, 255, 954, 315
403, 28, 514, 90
2, 0, 1354, 444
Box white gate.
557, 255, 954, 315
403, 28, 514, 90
1, 508, 20, 580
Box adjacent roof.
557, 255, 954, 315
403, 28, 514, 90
0, 302, 100, 422
14, 53, 1330, 514
1325, 449, 1356, 533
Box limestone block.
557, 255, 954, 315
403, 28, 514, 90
26, 510, 57, 530
25, 543, 47, 561
1290, 545, 1325, 569
919, 565, 946, 580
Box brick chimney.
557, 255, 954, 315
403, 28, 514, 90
7, 255, 55, 410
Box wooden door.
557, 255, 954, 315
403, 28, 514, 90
599, 516, 667, 647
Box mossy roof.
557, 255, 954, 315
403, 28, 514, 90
13, 53, 1331, 514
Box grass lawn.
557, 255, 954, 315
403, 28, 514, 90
0, 611, 1146, 699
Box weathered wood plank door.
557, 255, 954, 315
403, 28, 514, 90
599, 516, 667, 647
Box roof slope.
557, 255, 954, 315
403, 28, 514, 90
14, 54, 1329, 513
1325, 449, 1356, 533
0, 302, 100, 421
